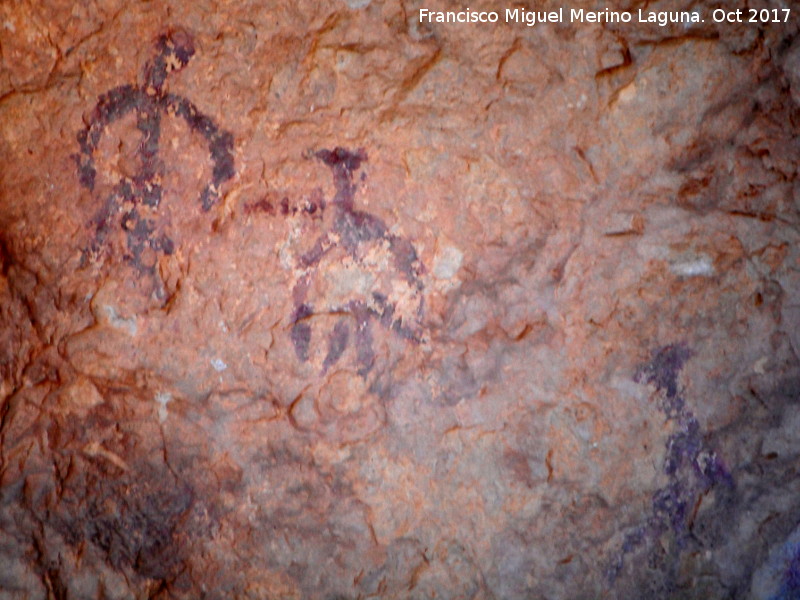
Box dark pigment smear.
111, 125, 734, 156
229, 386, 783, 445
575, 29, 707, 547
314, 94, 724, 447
323, 321, 350, 372
48, 460, 197, 583
74, 29, 235, 273
289, 147, 425, 376
608, 343, 734, 585
780, 545, 800, 599
244, 194, 325, 218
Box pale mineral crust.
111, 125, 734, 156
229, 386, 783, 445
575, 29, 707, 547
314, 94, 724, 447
1, 0, 799, 598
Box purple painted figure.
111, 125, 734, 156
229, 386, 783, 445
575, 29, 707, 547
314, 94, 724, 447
289, 148, 425, 377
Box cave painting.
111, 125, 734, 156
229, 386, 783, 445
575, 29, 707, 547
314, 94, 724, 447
289, 148, 426, 377
74, 29, 234, 272
74, 33, 425, 377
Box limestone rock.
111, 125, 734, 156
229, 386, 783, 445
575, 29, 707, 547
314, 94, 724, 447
1, 1, 799, 598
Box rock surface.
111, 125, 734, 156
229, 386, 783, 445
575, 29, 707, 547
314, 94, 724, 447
1, 1, 799, 598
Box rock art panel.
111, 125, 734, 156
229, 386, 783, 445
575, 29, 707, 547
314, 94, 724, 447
1, 2, 799, 599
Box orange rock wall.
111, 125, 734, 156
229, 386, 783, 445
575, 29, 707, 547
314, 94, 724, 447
1, 1, 799, 598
